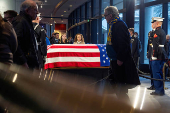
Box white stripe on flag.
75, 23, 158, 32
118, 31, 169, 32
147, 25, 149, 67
47, 48, 100, 53
52, 44, 97, 46
45, 57, 100, 64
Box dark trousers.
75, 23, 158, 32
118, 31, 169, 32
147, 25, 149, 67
149, 60, 154, 86
152, 60, 165, 94
109, 60, 131, 112
109, 60, 129, 99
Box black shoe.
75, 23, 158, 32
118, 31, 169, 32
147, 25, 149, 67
147, 86, 155, 90
150, 92, 164, 96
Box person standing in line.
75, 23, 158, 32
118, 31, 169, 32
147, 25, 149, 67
32, 15, 47, 68
12, 0, 39, 69
129, 28, 140, 66
4, 10, 18, 23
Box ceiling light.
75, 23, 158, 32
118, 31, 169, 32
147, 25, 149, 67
41, 5, 42, 8
61, 15, 63, 16
64, 11, 66, 12
50, 24, 52, 25
62, 21, 63, 22
70, 5, 72, 7
45, 0, 47, 2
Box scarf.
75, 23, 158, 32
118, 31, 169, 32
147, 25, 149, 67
107, 16, 127, 45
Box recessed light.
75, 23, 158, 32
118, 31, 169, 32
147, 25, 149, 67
62, 21, 63, 22
50, 24, 52, 25
41, 5, 42, 8
61, 15, 63, 16
45, 0, 47, 2
70, 5, 72, 7
64, 11, 66, 12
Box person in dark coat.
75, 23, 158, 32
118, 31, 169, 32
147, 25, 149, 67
129, 28, 140, 66
32, 16, 47, 68
12, 0, 39, 69
50, 32, 60, 44
147, 19, 156, 90
4, 10, 18, 23
150, 17, 167, 96
0, 14, 17, 64
105, 6, 140, 109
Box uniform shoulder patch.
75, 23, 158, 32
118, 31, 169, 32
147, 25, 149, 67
154, 34, 158, 38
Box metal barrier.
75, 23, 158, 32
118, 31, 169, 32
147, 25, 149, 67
87, 62, 170, 89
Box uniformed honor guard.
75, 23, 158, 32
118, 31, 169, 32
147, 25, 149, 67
150, 17, 167, 96
147, 18, 156, 90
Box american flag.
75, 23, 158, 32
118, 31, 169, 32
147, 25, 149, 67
44, 44, 110, 69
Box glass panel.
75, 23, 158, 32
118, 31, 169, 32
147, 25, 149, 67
87, 2, 91, 19
144, 0, 156, 3
144, 4, 162, 64
93, 0, 99, 17
113, 0, 123, 10
81, 5, 85, 21
102, 17, 108, 44
101, 0, 110, 14
168, 3, 170, 35
119, 13, 123, 20
135, 0, 140, 6
134, 10, 140, 36
74, 11, 76, 24
77, 8, 80, 23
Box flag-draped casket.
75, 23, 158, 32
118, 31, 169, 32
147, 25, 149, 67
45, 44, 110, 69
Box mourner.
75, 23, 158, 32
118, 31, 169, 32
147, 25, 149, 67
104, 6, 140, 110
12, 0, 39, 69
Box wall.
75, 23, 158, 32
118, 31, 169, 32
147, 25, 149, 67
54, 24, 66, 39
0, 0, 24, 17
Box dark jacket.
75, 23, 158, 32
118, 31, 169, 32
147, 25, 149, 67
33, 23, 47, 68
0, 21, 17, 64
165, 40, 170, 59
111, 21, 140, 86
12, 11, 39, 68
50, 37, 60, 44
152, 27, 167, 60
147, 30, 154, 59
131, 35, 140, 57
33, 23, 47, 56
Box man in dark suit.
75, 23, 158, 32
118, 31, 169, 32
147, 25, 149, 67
12, 0, 39, 69
105, 6, 140, 107
32, 15, 47, 68
50, 32, 60, 44
129, 28, 140, 66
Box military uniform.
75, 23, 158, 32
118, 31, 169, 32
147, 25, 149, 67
150, 17, 167, 96
147, 30, 154, 90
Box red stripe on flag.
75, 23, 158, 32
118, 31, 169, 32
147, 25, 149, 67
47, 52, 100, 58
44, 62, 100, 69
49, 45, 99, 49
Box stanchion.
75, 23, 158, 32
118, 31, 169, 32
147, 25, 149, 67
163, 63, 168, 90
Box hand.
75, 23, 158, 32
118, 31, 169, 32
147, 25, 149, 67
117, 60, 123, 66
22, 63, 29, 68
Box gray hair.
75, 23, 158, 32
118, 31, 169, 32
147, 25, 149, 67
20, 0, 35, 11
104, 6, 119, 18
